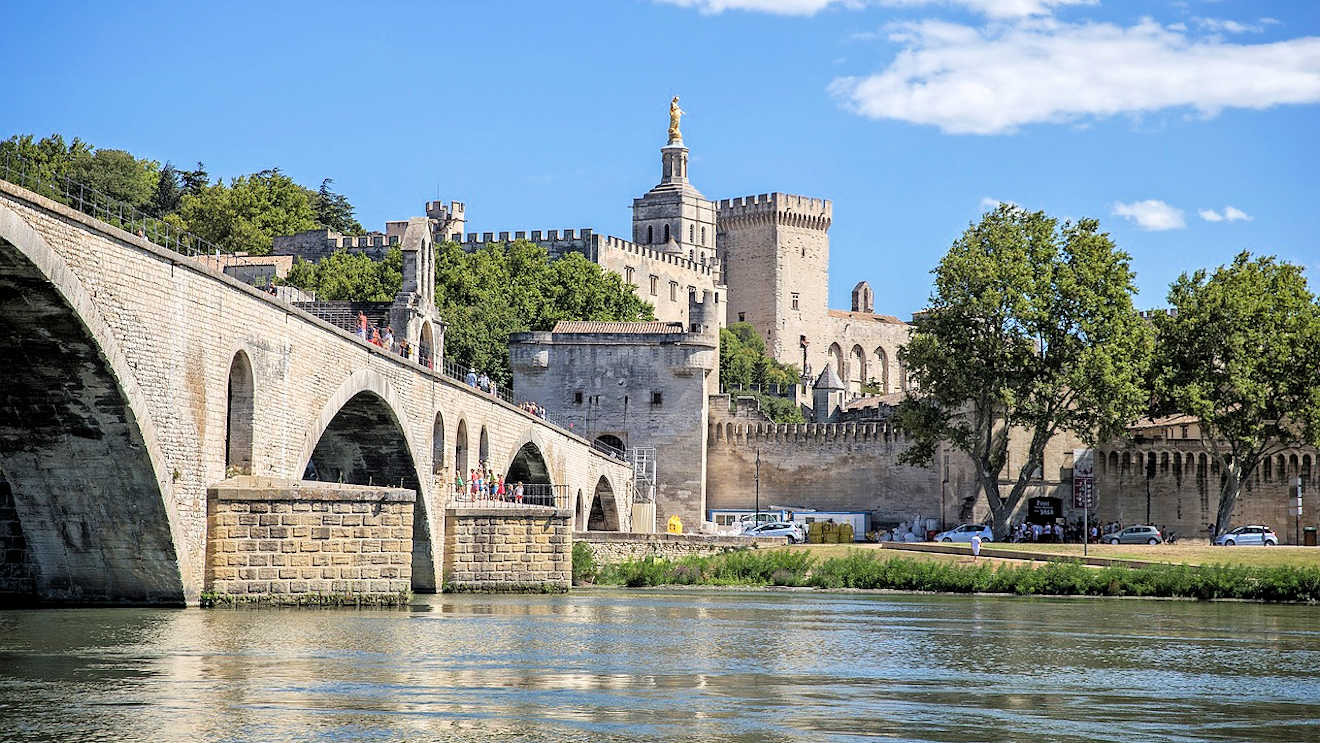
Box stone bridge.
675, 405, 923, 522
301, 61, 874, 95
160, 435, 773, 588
0, 179, 633, 605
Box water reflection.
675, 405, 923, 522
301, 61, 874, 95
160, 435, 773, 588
1, 592, 1317, 742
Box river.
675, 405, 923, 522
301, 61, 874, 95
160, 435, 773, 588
0, 590, 1317, 742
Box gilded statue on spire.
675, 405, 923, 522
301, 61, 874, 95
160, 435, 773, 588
668, 96, 685, 143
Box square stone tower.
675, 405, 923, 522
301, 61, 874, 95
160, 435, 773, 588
632, 138, 718, 273
717, 193, 832, 375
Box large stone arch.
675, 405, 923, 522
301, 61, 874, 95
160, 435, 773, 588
297, 369, 436, 592
872, 347, 889, 394
828, 342, 844, 383
587, 476, 620, 531
848, 344, 866, 393
0, 202, 189, 604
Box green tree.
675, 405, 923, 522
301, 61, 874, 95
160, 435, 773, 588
896, 205, 1151, 539
0, 133, 91, 189
149, 162, 183, 216
180, 161, 209, 197
1151, 252, 1320, 539
67, 148, 159, 209
312, 177, 364, 234
282, 248, 402, 301
173, 168, 319, 254
719, 322, 803, 423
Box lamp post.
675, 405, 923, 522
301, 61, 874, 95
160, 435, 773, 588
754, 449, 761, 525
1296, 476, 1304, 546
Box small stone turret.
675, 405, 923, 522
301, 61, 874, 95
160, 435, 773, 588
812, 364, 845, 423
851, 281, 874, 314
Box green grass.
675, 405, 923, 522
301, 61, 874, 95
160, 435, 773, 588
583, 548, 1320, 602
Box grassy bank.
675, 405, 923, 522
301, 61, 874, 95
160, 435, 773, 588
572, 543, 1320, 602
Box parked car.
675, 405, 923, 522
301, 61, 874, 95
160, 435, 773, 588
1105, 525, 1163, 545
744, 521, 806, 544
933, 524, 993, 543
1214, 525, 1279, 546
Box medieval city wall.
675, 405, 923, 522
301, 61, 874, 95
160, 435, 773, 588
705, 421, 947, 526
1095, 443, 1319, 543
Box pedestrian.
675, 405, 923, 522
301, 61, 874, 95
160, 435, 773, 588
970, 531, 982, 560
370, 326, 383, 347
514, 481, 524, 504
381, 326, 395, 352
465, 367, 478, 387
1054, 523, 1062, 542
356, 311, 369, 339
478, 372, 490, 392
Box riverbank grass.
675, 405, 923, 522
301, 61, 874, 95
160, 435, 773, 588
579, 548, 1320, 602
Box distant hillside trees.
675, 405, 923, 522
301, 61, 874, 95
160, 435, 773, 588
1, 133, 363, 253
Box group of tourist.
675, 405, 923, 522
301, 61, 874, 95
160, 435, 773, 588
355, 311, 414, 360
518, 401, 547, 419
453, 461, 524, 504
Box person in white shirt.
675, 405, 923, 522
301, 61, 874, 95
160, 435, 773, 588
970, 533, 983, 560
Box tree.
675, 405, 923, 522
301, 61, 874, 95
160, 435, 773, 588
719, 322, 803, 423
312, 178, 363, 234
66, 148, 159, 209
180, 161, 209, 197
172, 168, 319, 254
1151, 252, 1320, 539
149, 162, 183, 216
282, 248, 402, 302
896, 205, 1151, 539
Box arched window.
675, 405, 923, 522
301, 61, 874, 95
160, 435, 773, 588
479, 426, 490, 466
432, 412, 445, 475
701, 226, 706, 245
689, 224, 694, 242
647, 225, 653, 244
455, 420, 469, 477
226, 351, 255, 475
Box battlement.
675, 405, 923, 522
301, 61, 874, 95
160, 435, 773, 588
460, 229, 715, 277
709, 420, 908, 446
717, 192, 832, 231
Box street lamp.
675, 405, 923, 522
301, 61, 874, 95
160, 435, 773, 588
754, 449, 761, 524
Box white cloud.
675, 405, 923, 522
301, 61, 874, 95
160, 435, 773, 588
979, 196, 1018, 209
1223, 205, 1252, 222
1199, 205, 1254, 223
655, 0, 1093, 17
829, 18, 1320, 134
654, 0, 856, 15
1113, 200, 1186, 231
1194, 17, 1272, 35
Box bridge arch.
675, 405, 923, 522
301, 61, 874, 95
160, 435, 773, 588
0, 202, 190, 604
506, 441, 553, 489
587, 476, 620, 531
298, 369, 436, 591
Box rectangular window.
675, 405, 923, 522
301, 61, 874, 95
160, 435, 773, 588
649, 275, 658, 296
669, 281, 678, 301
625, 266, 634, 284
651, 391, 663, 406
738, 312, 745, 322
574, 391, 583, 404
791, 292, 800, 311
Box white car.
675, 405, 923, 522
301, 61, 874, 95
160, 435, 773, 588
1214, 525, 1279, 546
933, 524, 993, 543
744, 521, 806, 543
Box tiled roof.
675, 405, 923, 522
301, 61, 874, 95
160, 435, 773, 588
551, 321, 686, 334
826, 309, 907, 324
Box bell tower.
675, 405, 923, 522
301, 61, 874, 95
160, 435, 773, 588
631, 98, 718, 274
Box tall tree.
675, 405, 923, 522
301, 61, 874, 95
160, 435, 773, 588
66, 148, 159, 208
181, 161, 209, 197
312, 177, 363, 234
171, 168, 319, 254
896, 205, 1151, 539
1151, 252, 1320, 539
718, 322, 803, 423
149, 162, 183, 216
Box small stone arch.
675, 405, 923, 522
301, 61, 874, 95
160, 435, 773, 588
848, 344, 866, 393
455, 419, 469, 478
479, 425, 490, 466
1108, 451, 1119, 472
594, 434, 625, 454
587, 476, 620, 531
828, 342, 844, 382
226, 350, 255, 475
872, 347, 889, 393
419, 320, 435, 368
431, 411, 445, 475
506, 441, 552, 487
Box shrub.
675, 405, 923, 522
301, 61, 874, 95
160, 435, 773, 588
571, 541, 597, 586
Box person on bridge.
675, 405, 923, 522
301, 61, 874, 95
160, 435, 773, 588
356, 311, 369, 339
465, 368, 478, 387
381, 326, 395, 352
514, 482, 524, 504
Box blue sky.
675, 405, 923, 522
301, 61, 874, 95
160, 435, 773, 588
4, 0, 1317, 317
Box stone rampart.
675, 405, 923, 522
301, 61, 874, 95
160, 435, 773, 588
443, 508, 571, 592
204, 478, 414, 605
706, 422, 944, 525
574, 532, 787, 564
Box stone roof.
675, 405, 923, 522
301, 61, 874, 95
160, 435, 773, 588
814, 364, 845, 390
551, 321, 686, 335
826, 309, 907, 324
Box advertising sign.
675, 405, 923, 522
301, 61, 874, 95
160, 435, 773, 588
1073, 448, 1096, 509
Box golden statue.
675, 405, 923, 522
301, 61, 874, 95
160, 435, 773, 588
668, 96, 685, 143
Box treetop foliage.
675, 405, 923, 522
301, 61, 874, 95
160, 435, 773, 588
720, 322, 804, 423
1, 133, 363, 254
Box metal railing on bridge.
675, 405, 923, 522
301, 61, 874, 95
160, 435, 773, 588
0, 148, 235, 261
447, 483, 568, 510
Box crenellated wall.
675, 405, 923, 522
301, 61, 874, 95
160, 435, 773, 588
705, 420, 949, 526
1095, 444, 1319, 543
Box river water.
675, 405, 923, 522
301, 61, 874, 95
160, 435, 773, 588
0, 590, 1317, 742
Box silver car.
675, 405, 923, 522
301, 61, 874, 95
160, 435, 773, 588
1105, 525, 1163, 545
744, 521, 806, 543
1214, 525, 1279, 546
